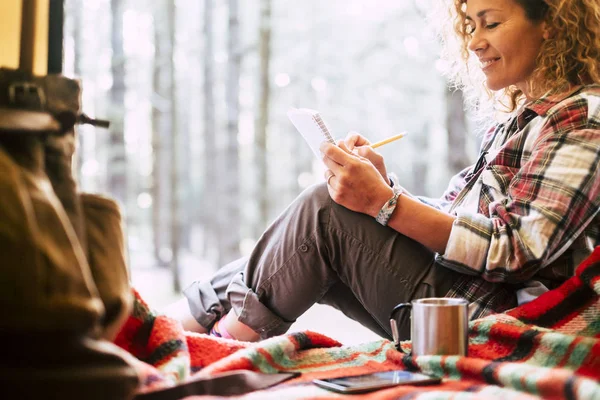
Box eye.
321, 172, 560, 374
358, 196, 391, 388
485, 22, 500, 29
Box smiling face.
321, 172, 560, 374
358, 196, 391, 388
465, 0, 549, 98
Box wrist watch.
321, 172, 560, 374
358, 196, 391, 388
375, 186, 403, 226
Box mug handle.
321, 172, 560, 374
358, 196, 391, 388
390, 303, 411, 352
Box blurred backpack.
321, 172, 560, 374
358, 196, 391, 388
0, 66, 139, 399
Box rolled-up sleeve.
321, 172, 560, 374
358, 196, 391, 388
438, 116, 600, 283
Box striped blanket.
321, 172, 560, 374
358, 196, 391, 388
115, 247, 600, 399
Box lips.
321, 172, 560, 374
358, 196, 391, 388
480, 57, 500, 71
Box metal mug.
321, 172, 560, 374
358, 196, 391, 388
389, 298, 469, 356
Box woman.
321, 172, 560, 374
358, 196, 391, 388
164, 0, 600, 341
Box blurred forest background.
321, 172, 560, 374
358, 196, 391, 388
61, 0, 479, 304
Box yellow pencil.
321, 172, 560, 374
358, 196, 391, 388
370, 132, 407, 149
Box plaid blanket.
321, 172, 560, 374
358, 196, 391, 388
115, 247, 600, 399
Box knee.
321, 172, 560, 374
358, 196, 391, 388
268, 182, 332, 236
295, 182, 330, 209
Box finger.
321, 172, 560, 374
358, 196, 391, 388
336, 138, 350, 153
347, 131, 371, 146
320, 141, 350, 167
356, 145, 381, 160
327, 173, 335, 187
344, 131, 360, 151
337, 140, 352, 154
356, 146, 386, 171
323, 169, 337, 189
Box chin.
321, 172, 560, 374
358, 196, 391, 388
484, 80, 505, 92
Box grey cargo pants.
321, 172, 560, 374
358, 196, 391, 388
184, 183, 461, 340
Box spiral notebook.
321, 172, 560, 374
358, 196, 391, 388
287, 108, 335, 159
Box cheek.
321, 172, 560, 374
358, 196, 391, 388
519, 41, 543, 71
502, 36, 540, 71
516, 28, 545, 63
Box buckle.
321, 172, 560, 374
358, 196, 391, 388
8, 81, 46, 110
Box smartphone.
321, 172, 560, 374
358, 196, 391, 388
313, 370, 441, 394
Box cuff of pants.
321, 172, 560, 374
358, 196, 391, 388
183, 271, 292, 339
183, 280, 225, 330
228, 271, 292, 339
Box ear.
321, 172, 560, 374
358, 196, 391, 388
541, 21, 553, 40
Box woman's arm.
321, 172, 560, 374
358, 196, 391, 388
320, 106, 600, 284
387, 195, 455, 254
319, 141, 455, 254
438, 125, 600, 283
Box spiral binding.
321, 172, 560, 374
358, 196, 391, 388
313, 113, 335, 144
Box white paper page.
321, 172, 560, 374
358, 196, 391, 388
287, 108, 335, 160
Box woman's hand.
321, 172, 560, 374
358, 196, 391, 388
343, 131, 390, 185
320, 140, 393, 217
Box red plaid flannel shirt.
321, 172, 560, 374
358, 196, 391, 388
419, 84, 600, 319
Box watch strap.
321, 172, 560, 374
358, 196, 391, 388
375, 186, 403, 226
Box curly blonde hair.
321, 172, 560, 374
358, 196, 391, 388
433, 0, 600, 118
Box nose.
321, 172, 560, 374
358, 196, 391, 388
467, 30, 488, 53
